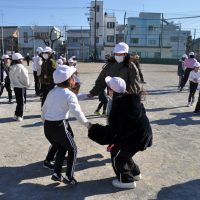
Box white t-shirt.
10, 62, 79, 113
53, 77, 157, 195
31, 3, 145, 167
42, 86, 89, 128
188, 71, 200, 83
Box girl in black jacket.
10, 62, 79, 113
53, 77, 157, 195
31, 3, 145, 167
88, 76, 152, 189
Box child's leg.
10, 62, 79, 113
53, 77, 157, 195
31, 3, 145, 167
45, 145, 58, 162
96, 102, 103, 112
194, 91, 200, 113
127, 158, 141, 176
111, 147, 137, 183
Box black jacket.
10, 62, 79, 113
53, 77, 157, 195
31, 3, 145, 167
88, 93, 152, 153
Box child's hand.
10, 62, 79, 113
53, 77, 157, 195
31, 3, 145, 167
107, 144, 115, 152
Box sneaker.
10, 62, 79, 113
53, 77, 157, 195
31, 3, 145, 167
43, 160, 55, 170
17, 116, 23, 122
63, 176, 78, 185
51, 173, 62, 182
94, 111, 100, 115
133, 174, 142, 181
13, 115, 18, 120
187, 102, 191, 107
8, 100, 13, 104
112, 179, 136, 189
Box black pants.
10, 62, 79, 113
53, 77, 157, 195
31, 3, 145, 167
41, 84, 54, 107
194, 91, 200, 112
14, 87, 26, 117
188, 81, 198, 103
44, 120, 77, 178
33, 71, 40, 95
111, 146, 140, 183
0, 77, 12, 101
180, 68, 193, 88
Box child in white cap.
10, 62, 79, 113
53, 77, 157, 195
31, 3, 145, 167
88, 76, 152, 189
42, 65, 91, 184
9, 53, 30, 121
187, 61, 200, 107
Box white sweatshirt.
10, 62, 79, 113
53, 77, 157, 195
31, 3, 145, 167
9, 64, 30, 88
32, 55, 43, 76
188, 71, 200, 83
42, 87, 90, 128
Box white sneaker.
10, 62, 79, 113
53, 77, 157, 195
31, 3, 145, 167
17, 116, 23, 122
187, 102, 191, 107
133, 174, 142, 181
13, 115, 18, 120
112, 179, 136, 189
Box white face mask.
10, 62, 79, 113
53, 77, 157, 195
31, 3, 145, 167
115, 55, 125, 63
43, 53, 49, 60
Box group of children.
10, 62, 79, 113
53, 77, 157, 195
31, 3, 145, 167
177, 52, 200, 113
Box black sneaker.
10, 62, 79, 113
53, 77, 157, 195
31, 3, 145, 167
51, 173, 62, 182
63, 176, 78, 185
43, 160, 55, 170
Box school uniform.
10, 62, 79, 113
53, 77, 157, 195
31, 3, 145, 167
9, 63, 29, 117
88, 93, 152, 183
188, 70, 200, 104
42, 86, 90, 179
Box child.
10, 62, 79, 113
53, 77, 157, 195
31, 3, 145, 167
177, 54, 187, 88
42, 65, 91, 184
94, 89, 108, 115
187, 62, 200, 107
9, 53, 30, 121
0, 55, 13, 103
88, 76, 152, 189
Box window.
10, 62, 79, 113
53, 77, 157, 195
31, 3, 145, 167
23, 32, 28, 43
148, 25, 157, 32
130, 25, 136, 31
170, 36, 178, 42
96, 22, 99, 29
148, 39, 157, 45
107, 22, 115, 29
130, 38, 139, 44
96, 37, 99, 43
72, 38, 78, 43
96, 5, 100, 12
107, 35, 114, 42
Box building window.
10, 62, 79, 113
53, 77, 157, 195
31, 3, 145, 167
96, 22, 99, 29
148, 39, 157, 45
96, 5, 100, 12
96, 37, 99, 43
130, 25, 136, 31
130, 38, 139, 44
107, 22, 115, 29
23, 32, 28, 43
107, 35, 114, 42
148, 25, 157, 32
72, 38, 78, 43
170, 36, 179, 42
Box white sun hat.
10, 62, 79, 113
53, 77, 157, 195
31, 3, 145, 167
105, 76, 126, 93
113, 42, 129, 54
53, 65, 77, 84
12, 53, 24, 60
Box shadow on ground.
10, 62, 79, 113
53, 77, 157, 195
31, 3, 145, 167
156, 179, 200, 200
0, 154, 114, 200
151, 111, 200, 126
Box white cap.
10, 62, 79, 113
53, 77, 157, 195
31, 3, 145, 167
182, 54, 188, 59
189, 52, 195, 56
12, 53, 24, 60
105, 76, 126, 93
53, 65, 77, 84
113, 42, 129, 54
56, 59, 63, 65
43, 46, 52, 53
194, 62, 200, 67
1, 55, 10, 59
36, 47, 43, 54
68, 58, 74, 63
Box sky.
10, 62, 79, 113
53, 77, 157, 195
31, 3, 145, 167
1, 0, 200, 37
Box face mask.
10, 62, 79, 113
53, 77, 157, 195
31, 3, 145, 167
43, 53, 49, 60
115, 55, 125, 63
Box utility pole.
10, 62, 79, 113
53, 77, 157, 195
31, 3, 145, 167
94, 0, 97, 61
160, 13, 164, 59
1, 12, 4, 55
123, 12, 126, 42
